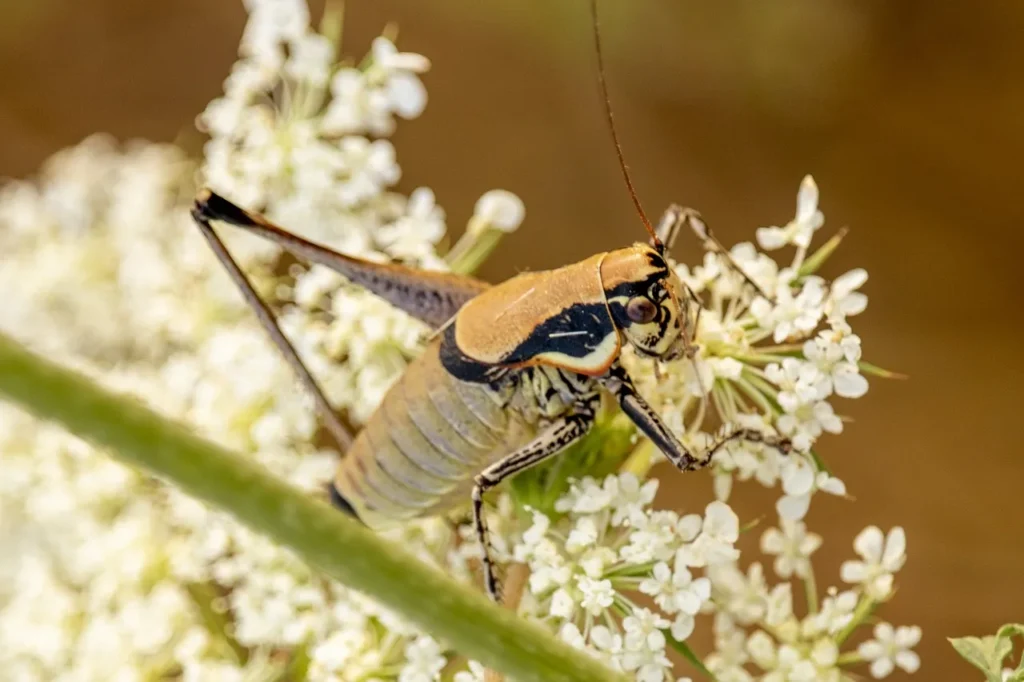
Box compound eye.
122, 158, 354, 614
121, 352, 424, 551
626, 297, 658, 324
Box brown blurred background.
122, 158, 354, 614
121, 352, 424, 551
1, 1, 1021, 678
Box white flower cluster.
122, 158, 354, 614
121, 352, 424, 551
459, 474, 725, 682
624, 174, 870, 521
703, 522, 918, 681
0, 1, 918, 681
0, 2, 514, 681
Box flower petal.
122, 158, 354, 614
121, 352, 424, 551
853, 526, 885, 562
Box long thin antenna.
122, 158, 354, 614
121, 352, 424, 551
590, 0, 662, 252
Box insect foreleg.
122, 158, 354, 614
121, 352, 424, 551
654, 204, 687, 251
191, 204, 355, 451
601, 364, 790, 473
472, 402, 598, 601
678, 207, 774, 303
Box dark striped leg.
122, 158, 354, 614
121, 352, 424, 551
472, 403, 597, 602
602, 364, 791, 473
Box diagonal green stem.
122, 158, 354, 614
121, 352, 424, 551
0, 332, 625, 682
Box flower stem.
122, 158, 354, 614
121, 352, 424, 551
446, 222, 507, 275
0, 332, 626, 682
664, 633, 718, 681
802, 564, 819, 615
835, 596, 876, 645
835, 651, 862, 666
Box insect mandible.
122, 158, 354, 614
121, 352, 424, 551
189, 0, 790, 602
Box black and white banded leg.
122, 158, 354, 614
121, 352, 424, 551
601, 364, 791, 473
472, 402, 598, 601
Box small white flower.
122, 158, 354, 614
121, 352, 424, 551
840, 526, 907, 600
639, 556, 711, 616
621, 509, 680, 564
765, 357, 826, 411
565, 515, 600, 554
549, 588, 576, 619
376, 187, 447, 260
777, 456, 846, 520
559, 622, 586, 649
285, 31, 334, 85
555, 476, 615, 515
756, 175, 824, 250
621, 609, 673, 682
776, 399, 843, 454
453, 661, 487, 682
707, 562, 770, 626
678, 501, 740, 567
803, 329, 868, 399
590, 625, 623, 655
828, 268, 868, 318
802, 588, 857, 637
399, 636, 447, 682
577, 576, 616, 616
473, 189, 526, 233
858, 623, 922, 678
607, 473, 659, 526
760, 520, 822, 578
372, 36, 431, 73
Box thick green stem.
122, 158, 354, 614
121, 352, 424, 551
0, 332, 625, 682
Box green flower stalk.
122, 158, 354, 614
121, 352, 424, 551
0, 331, 625, 682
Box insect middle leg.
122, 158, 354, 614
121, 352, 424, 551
471, 400, 598, 601
601, 363, 791, 473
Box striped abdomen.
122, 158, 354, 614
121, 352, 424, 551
333, 337, 539, 528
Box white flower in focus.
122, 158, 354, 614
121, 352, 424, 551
639, 558, 712, 618
777, 457, 846, 521
621, 509, 680, 564
760, 520, 822, 578
578, 576, 616, 616
621, 609, 673, 682
754, 276, 826, 343
678, 501, 740, 567
765, 358, 827, 411
840, 526, 907, 600
756, 175, 824, 250
775, 399, 843, 454
803, 324, 869, 399
828, 268, 869, 318
857, 623, 922, 678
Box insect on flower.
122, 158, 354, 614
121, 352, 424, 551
188, 0, 791, 602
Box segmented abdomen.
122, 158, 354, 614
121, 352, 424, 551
333, 337, 538, 528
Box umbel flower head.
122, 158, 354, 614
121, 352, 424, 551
0, 1, 917, 681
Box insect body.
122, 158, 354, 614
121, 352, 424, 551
191, 192, 788, 600
189, 0, 789, 602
